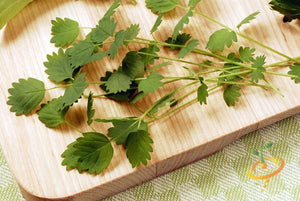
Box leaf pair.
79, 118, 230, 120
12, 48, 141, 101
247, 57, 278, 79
37, 73, 88, 127
7, 73, 87, 120
101, 45, 162, 101
104, 118, 153, 168
62, 117, 153, 173
44, 41, 108, 84
50, 0, 122, 47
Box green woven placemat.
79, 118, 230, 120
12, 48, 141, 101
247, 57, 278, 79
1, 114, 299, 201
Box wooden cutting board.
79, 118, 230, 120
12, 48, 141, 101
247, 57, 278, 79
0, 0, 299, 200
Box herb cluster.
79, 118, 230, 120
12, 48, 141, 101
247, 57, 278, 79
6, 0, 300, 174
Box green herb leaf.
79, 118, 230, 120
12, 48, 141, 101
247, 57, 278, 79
251, 55, 266, 83
109, 30, 126, 59
37, 97, 69, 127
90, 17, 117, 44
57, 73, 88, 110
61, 132, 113, 174
138, 71, 164, 93
124, 24, 140, 44
44, 48, 74, 83
237, 11, 260, 30
206, 28, 237, 53
238, 46, 255, 63
178, 39, 198, 58
150, 13, 163, 34
61, 142, 81, 171
84, 51, 108, 64
7, 78, 45, 115
129, 91, 146, 104
223, 85, 241, 106
103, 0, 121, 19
218, 53, 242, 84
197, 82, 208, 105
139, 44, 160, 66
50, 17, 80, 47
89, 0, 121, 45
107, 118, 148, 145
146, 0, 180, 14
105, 69, 132, 93
100, 71, 137, 101
122, 51, 145, 79
67, 41, 96, 67
125, 130, 153, 168
288, 63, 300, 83
87, 92, 95, 125
172, 8, 193, 41
188, 0, 201, 7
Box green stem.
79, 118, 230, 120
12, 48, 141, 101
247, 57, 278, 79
46, 84, 72, 91
149, 97, 198, 122
184, 6, 300, 64
263, 78, 284, 97
109, 119, 139, 142
86, 81, 106, 85
65, 120, 83, 134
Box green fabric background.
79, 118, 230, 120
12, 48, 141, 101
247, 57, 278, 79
1, 114, 299, 201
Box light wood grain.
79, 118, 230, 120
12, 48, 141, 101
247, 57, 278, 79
0, 0, 299, 200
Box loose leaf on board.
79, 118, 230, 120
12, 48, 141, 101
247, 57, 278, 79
223, 85, 241, 106
7, 78, 45, 115
50, 17, 80, 47
138, 72, 164, 94
105, 69, 132, 93
44, 48, 74, 83
178, 39, 199, 58
61, 132, 113, 174
90, 17, 117, 44
206, 28, 237, 53
37, 97, 69, 127
67, 41, 96, 67
197, 82, 208, 105
125, 130, 153, 168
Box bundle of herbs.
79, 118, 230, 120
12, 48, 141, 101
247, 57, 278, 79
6, 0, 300, 174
